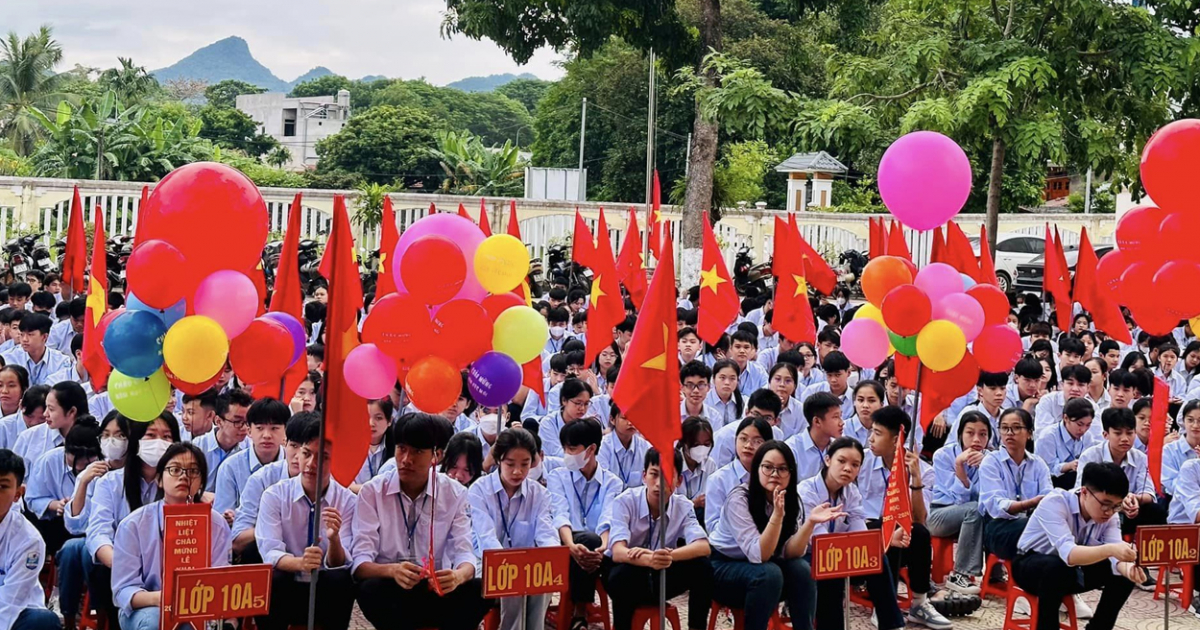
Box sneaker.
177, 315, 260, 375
945, 573, 981, 595
907, 600, 954, 630
930, 591, 982, 618
1137, 569, 1157, 592
1191, 598, 1200, 619
1070, 595, 1094, 620
1014, 597, 1031, 617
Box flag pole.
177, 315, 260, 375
909, 365, 923, 451
658, 471, 668, 630
306, 401, 328, 630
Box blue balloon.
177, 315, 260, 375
960, 273, 977, 290
126, 293, 187, 329
102, 310, 166, 378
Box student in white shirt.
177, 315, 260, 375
708, 440, 843, 630
1034, 365, 1096, 437
0, 365, 28, 435
729, 331, 769, 396
800, 352, 856, 420
1, 313, 71, 387
704, 417, 772, 533
1035, 398, 1099, 490
1074, 408, 1165, 537
534, 379, 593, 458
704, 360, 744, 430
13, 381, 86, 473
352, 398, 395, 493
179, 390, 219, 443
0, 384, 44, 452
1163, 400, 1200, 497
676, 417, 716, 524
0, 448, 62, 630
598, 404, 650, 490
680, 361, 724, 432
712, 391, 783, 470
845, 380, 884, 446
1168, 457, 1200, 617
193, 390, 252, 492
784, 392, 844, 480
978, 408, 1053, 561
441, 432, 484, 488
215, 397, 289, 523
1012, 463, 1142, 630
766, 363, 805, 437
678, 327, 704, 367
604, 448, 712, 630
1153, 342, 1187, 397
927, 412, 992, 595
232, 411, 309, 563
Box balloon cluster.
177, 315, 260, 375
349, 213, 541, 412
1101, 120, 1200, 335
101, 162, 303, 421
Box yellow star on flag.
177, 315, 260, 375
640, 324, 671, 371
652, 208, 662, 224
339, 325, 360, 360
85, 277, 104, 325
590, 274, 607, 307
700, 265, 727, 294
792, 274, 808, 298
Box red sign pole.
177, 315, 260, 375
812, 530, 885, 630
160, 503, 212, 630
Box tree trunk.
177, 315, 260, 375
985, 135, 1005, 257
680, 0, 722, 288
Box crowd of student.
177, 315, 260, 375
0, 272, 1194, 630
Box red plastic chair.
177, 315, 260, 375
706, 602, 787, 630
1002, 583, 1077, 630
847, 567, 911, 611
980, 554, 1012, 601
931, 537, 956, 584
630, 603, 683, 630
554, 578, 612, 630
78, 592, 100, 630
1154, 565, 1195, 612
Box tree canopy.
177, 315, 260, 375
314, 105, 445, 188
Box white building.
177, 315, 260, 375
236, 90, 351, 169
774, 151, 847, 212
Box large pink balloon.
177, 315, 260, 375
840, 318, 890, 369
345, 344, 399, 398
933, 293, 985, 342
393, 214, 487, 302
194, 271, 258, 338
879, 131, 972, 230
914, 263, 963, 304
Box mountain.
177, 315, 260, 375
446, 72, 540, 92
152, 36, 291, 92
288, 66, 335, 89
359, 74, 389, 83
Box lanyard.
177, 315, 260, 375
684, 468, 705, 499
368, 447, 382, 478
1058, 425, 1080, 463
304, 496, 317, 547
397, 492, 428, 560
616, 447, 634, 485
1006, 459, 1026, 501
495, 492, 520, 547
646, 512, 668, 550
571, 473, 601, 526
826, 487, 843, 534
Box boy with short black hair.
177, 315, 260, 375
1106, 369, 1139, 410
544, 307, 571, 359
678, 327, 703, 365
728, 330, 767, 395
0, 448, 61, 630
1075, 408, 1164, 536
785, 391, 845, 478
216, 397, 289, 520
1034, 364, 1097, 436
306, 344, 325, 374
801, 351, 855, 418
950, 372, 1008, 449
8, 282, 31, 311
1008, 358, 1045, 414
2, 313, 71, 386
1057, 336, 1086, 370
181, 390, 220, 442
233, 411, 310, 560
1036, 397, 1099, 489
29, 293, 54, 314
195, 391, 252, 492
1098, 340, 1122, 372
816, 327, 841, 361
680, 361, 723, 430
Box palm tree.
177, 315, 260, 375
99, 57, 158, 103
0, 26, 65, 156
265, 145, 291, 169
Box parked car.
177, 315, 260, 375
969, 233, 1046, 294
1012, 244, 1115, 296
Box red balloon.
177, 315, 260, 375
140, 162, 268, 279
163, 363, 222, 396
966, 284, 1010, 328
974, 325, 1023, 372
229, 319, 294, 385
926, 351, 980, 399
1155, 261, 1200, 318
1095, 249, 1128, 301
400, 235, 466, 305
125, 240, 189, 309
1159, 212, 1200, 264
1141, 119, 1200, 213
405, 355, 462, 413
362, 293, 434, 361
432, 300, 494, 368
1114, 205, 1165, 259
1120, 261, 1160, 313
482, 293, 524, 320
881, 285, 931, 336
1130, 306, 1179, 337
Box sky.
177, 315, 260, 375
9, 0, 565, 85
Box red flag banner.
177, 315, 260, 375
1149, 376, 1169, 496
133, 185, 150, 248
649, 171, 664, 260
697, 214, 739, 344
881, 428, 913, 550
1049, 227, 1073, 332
945, 221, 980, 282
82, 207, 110, 390
478, 199, 492, 237
773, 226, 817, 345
375, 196, 400, 298
616, 208, 647, 309
888, 221, 912, 262
930, 227, 946, 265
572, 210, 595, 268
254, 194, 309, 403
522, 357, 545, 405
584, 209, 624, 366
62, 186, 87, 296
507, 200, 521, 239
977, 226, 998, 286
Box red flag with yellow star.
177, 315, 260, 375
611, 236, 681, 484
254, 194, 309, 403
376, 196, 400, 298
584, 208, 624, 366
616, 208, 647, 309
325, 196, 370, 485
773, 224, 817, 344
572, 209, 596, 268
478, 198, 492, 237
61, 186, 87, 297
82, 207, 111, 391
698, 214, 737, 344
648, 170, 664, 260
507, 200, 521, 239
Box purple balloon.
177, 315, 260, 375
263, 312, 307, 365
878, 131, 971, 230
393, 213, 487, 303
468, 351, 522, 406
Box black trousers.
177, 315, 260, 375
569, 531, 612, 605
87, 564, 118, 630
866, 519, 932, 595
28, 513, 72, 558
356, 576, 490, 630
258, 568, 355, 630
982, 515, 1028, 561
1051, 471, 1077, 490
1012, 552, 1135, 630
1120, 500, 1167, 536
604, 557, 713, 630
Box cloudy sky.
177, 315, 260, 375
9, 0, 565, 85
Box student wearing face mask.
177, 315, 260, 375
676, 417, 715, 524
543, 307, 571, 359
473, 407, 503, 472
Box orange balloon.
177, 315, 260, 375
404, 356, 462, 413
861, 256, 914, 306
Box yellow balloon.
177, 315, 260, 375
854, 303, 887, 328
492, 306, 548, 364
164, 315, 229, 383
916, 320, 967, 371
474, 234, 530, 294
109, 369, 172, 422
1190, 315, 1200, 337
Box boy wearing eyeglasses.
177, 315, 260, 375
680, 361, 725, 431
1074, 408, 1164, 536
194, 390, 252, 492
1035, 398, 1099, 490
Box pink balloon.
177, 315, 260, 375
879, 131, 972, 230
193, 271, 258, 338
933, 293, 986, 342
974, 325, 1023, 373
840, 318, 890, 369
393, 214, 487, 302
914, 263, 963, 304
345, 343, 399, 398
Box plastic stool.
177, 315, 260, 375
555, 579, 612, 630
483, 608, 500, 630
630, 603, 682, 630
847, 567, 912, 611
1002, 584, 1077, 630
706, 603, 787, 630
980, 554, 1012, 601
78, 592, 99, 630
931, 537, 956, 584
1154, 565, 1194, 612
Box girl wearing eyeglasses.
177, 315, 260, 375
978, 408, 1052, 562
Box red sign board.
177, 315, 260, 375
161, 503, 212, 630
812, 530, 886, 580
483, 547, 570, 598
173, 564, 273, 621
1136, 525, 1200, 568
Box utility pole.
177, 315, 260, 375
578, 98, 588, 201
1084, 167, 1093, 214
643, 49, 658, 263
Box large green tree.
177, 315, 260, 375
98, 57, 160, 103
314, 105, 444, 187
288, 74, 353, 98
371, 80, 533, 146
0, 26, 66, 156
204, 79, 265, 109
495, 78, 552, 116
197, 105, 278, 157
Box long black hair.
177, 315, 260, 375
156, 442, 208, 503
819, 436, 864, 484
957, 410, 992, 449
712, 359, 745, 418
124, 412, 181, 513
747, 439, 801, 557
369, 398, 396, 468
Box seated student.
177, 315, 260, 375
570, 307, 588, 347
543, 306, 571, 359
468, 428, 561, 630
306, 343, 325, 374
858, 407, 951, 630
46, 298, 81, 357
352, 398, 395, 493
195, 390, 252, 492
678, 327, 704, 366
0, 384, 45, 451
729, 331, 769, 396
521, 353, 569, 422
215, 397, 289, 521
767, 363, 805, 436
676, 417, 716, 524
845, 380, 884, 446
949, 372, 1007, 449
27, 416, 98, 559
1036, 398, 1100, 489
801, 438, 904, 630
708, 440, 842, 630
0, 448, 63, 630
13, 381, 85, 471
1007, 358, 1046, 414
1013, 462, 1142, 630
545, 418, 621, 629
785, 392, 846, 479
1, 313, 71, 386
351, 413, 488, 630
1154, 342, 1187, 395
255, 415, 357, 630
705, 360, 744, 430
1034, 365, 1097, 437
1163, 400, 1200, 498
233, 412, 310, 562
0, 309, 25, 355
1106, 369, 1139, 411
605, 448, 713, 630
29, 292, 54, 315
712, 390, 783, 469
290, 371, 320, 414
979, 408, 1053, 561
180, 390, 219, 442
46, 335, 88, 391
1075, 408, 1165, 536
592, 343, 619, 395
1168, 457, 1200, 616
473, 406, 503, 471
800, 351, 856, 419
534, 378, 593, 458
599, 403, 651, 490
929, 411, 992, 594
701, 333, 729, 368
705, 417, 773, 533
112, 442, 232, 630
1097, 339, 1122, 372
441, 432, 484, 487
755, 322, 792, 373
1083, 357, 1110, 410
680, 361, 725, 431
1056, 335, 1086, 370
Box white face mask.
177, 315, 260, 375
549, 326, 567, 339
563, 450, 589, 472
478, 414, 499, 438
139, 438, 171, 468
836, 298, 847, 307
101, 437, 128, 461
688, 445, 711, 464
529, 462, 543, 481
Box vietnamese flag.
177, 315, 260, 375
253, 194, 310, 403
868, 217, 885, 260
1045, 226, 1073, 332
323, 196, 370, 486
791, 218, 837, 296
887, 221, 912, 262
507, 200, 521, 239
648, 170, 664, 260
881, 428, 913, 550
1149, 376, 1170, 496
522, 357, 545, 406
478, 199, 492, 237
1074, 227, 1131, 344
616, 208, 648, 309
611, 236, 682, 484
572, 209, 595, 268
375, 196, 400, 298
773, 225, 817, 345
772, 216, 798, 280
584, 209, 624, 366
944, 221, 980, 282
930, 226, 946, 264
978, 226, 998, 286
697, 214, 738, 344
82, 207, 110, 391
61, 186, 87, 297
133, 185, 150, 247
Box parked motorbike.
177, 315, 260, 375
733, 246, 771, 298
837, 249, 869, 297
4, 233, 46, 279
545, 244, 592, 292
